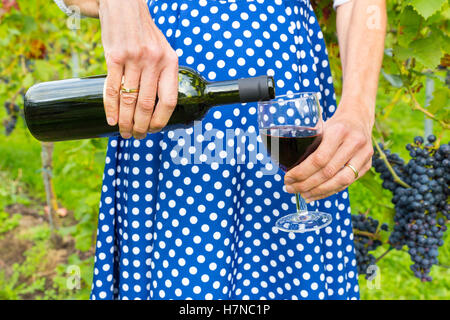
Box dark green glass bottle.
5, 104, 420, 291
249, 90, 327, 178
24, 66, 275, 142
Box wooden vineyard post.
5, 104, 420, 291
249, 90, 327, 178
41, 142, 59, 231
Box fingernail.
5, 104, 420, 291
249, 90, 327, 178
133, 132, 146, 140
121, 132, 132, 139
286, 185, 294, 193
107, 117, 116, 126
285, 176, 295, 184
302, 192, 311, 199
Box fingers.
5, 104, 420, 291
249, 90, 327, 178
105, 51, 177, 140
103, 55, 124, 126
286, 135, 360, 194
285, 123, 345, 184
149, 55, 179, 133
132, 67, 158, 139
300, 147, 373, 201
119, 63, 141, 139
99, 0, 179, 139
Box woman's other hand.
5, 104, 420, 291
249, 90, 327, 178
99, 0, 179, 139
283, 97, 374, 202
283, 0, 386, 202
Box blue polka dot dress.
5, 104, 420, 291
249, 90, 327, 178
90, 0, 360, 300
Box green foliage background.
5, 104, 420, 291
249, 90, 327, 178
0, 0, 448, 299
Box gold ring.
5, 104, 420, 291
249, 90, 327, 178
345, 163, 359, 179
121, 85, 139, 94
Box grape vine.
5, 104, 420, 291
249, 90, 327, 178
353, 136, 449, 282
352, 212, 386, 278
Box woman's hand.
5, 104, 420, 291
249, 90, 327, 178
283, 97, 374, 202
98, 0, 179, 139
283, 0, 386, 202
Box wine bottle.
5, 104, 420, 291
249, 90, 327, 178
24, 65, 275, 142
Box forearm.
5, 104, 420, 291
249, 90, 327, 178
336, 0, 387, 127
62, 0, 99, 18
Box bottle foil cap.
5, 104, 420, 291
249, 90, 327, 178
238, 75, 275, 103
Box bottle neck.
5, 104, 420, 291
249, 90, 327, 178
204, 79, 240, 106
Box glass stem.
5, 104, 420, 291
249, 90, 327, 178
295, 193, 308, 216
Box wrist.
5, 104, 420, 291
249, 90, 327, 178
340, 72, 380, 129
336, 93, 375, 130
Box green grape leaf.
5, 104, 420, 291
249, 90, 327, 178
0, 37, 9, 46
409, 0, 447, 19
61, 161, 77, 176
74, 231, 93, 252
409, 35, 444, 69
22, 15, 37, 34
392, 45, 414, 62
381, 69, 404, 88
398, 6, 423, 47
442, 2, 450, 20
432, 28, 450, 54
8, 28, 20, 37
94, 151, 106, 166
22, 73, 34, 88
428, 87, 450, 120
33, 60, 54, 81
0, 82, 7, 97
356, 170, 386, 200
89, 138, 106, 150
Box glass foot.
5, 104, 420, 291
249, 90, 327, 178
275, 211, 332, 233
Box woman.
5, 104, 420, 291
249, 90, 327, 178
54, 0, 386, 300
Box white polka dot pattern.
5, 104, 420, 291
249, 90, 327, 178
90, 0, 359, 300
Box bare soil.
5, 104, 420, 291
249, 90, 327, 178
0, 201, 94, 299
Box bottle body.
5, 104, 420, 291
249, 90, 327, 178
24, 66, 275, 142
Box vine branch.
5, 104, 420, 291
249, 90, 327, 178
406, 86, 449, 130
375, 247, 394, 263
353, 229, 382, 240
372, 135, 412, 189
436, 263, 450, 269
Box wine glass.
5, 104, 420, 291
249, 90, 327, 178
258, 92, 332, 233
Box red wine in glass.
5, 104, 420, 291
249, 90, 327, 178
260, 125, 322, 172
258, 91, 332, 233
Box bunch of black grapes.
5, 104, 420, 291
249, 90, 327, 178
352, 213, 388, 278
3, 101, 20, 136
372, 135, 449, 281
